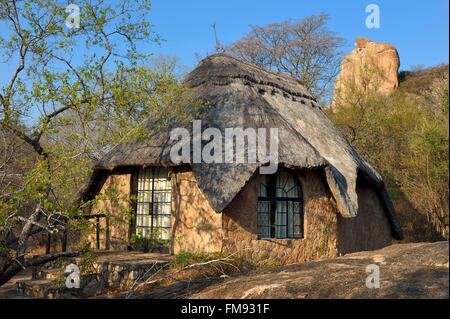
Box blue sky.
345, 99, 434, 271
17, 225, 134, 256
0, 0, 448, 111
149, 0, 449, 71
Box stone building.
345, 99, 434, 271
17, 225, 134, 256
82, 54, 403, 265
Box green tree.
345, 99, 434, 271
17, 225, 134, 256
328, 65, 449, 241
0, 0, 197, 286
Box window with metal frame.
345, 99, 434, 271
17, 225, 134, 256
135, 167, 172, 240
257, 169, 304, 239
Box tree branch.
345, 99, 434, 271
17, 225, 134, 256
0, 251, 79, 287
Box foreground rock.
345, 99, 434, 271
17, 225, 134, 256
332, 37, 400, 110
138, 242, 448, 299
0, 251, 172, 299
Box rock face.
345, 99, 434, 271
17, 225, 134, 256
134, 241, 448, 299
188, 241, 448, 299
332, 38, 400, 110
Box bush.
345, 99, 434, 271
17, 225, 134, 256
327, 65, 449, 240
129, 232, 169, 253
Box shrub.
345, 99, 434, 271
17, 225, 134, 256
327, 65, 449, 240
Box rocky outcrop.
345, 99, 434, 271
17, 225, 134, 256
332, 38, 400, 110
188, 241, 448, 299
134, 241, 448, 299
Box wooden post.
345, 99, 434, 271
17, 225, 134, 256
96, 217, 100, 250
105, 216, 110, 250
45, 232, 51, 254
62, 228, 68, 252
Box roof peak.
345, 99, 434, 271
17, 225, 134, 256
203, 53, 305, 83
185, 54, 315, 101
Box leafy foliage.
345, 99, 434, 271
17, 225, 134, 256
129, 231, 169, 253
0, 0, 201, 285
328, 65, 449, 240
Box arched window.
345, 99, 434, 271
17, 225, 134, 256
257, 169, 304, 239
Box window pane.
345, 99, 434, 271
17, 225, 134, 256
276, 211, 287, 238
160, 228, 170, 240
136, 167, 172, 240
257, 169, 303, 239
257, 200, 270, 238
259, 176, 267, 197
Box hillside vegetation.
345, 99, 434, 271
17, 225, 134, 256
327, 64, 449, 241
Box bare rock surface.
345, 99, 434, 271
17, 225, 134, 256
141, 242, 448, 299
332, 38, 400, 109
4, 242, 446, 299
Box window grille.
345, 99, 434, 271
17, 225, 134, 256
135, 167, 172, 240
257, 169, 304, 239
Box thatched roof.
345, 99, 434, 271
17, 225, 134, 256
86, 54, 402, 239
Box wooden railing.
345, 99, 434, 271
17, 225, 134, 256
45, 213, 107, 253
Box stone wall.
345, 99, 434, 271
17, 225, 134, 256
222, 169, 339, 266
87, 168, 223, 253
90, 172, 132, 250
336, 178, 392, 255
87, 167, 393, 263
171, 169, 223, 254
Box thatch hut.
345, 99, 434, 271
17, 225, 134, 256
82, 54, 402, 264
